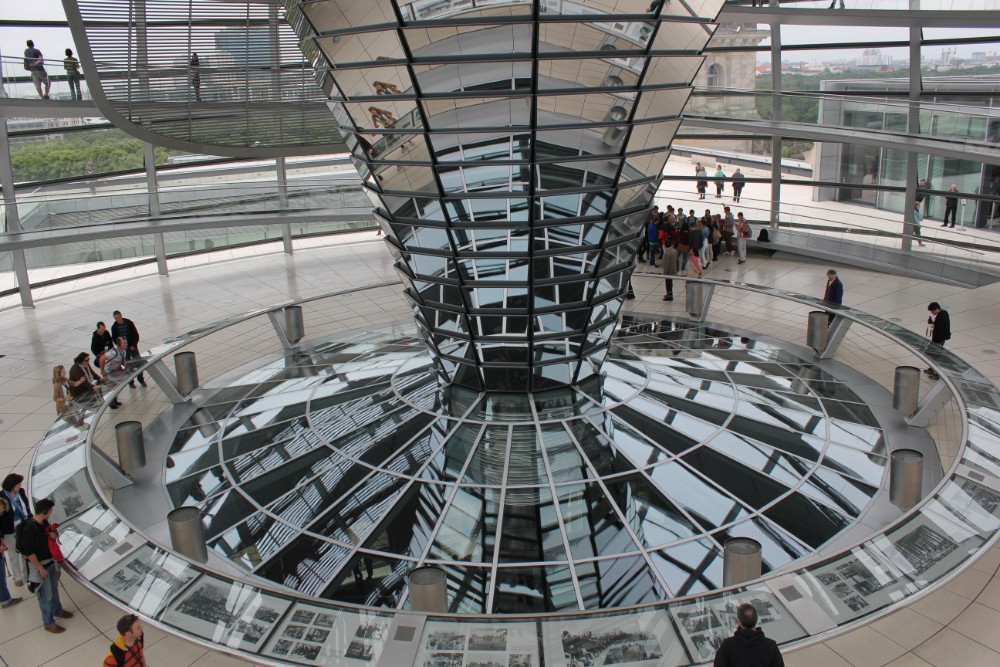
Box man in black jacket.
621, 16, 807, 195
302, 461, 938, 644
91, 321, 113, 370
110, 310, 146, 388
714, 603, 784, 667
924, 302, 951, 379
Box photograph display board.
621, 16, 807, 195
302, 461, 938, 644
94, 545, 198, 617
872, 502, 985, 588
418, 620, 539, 667
263, 603, 393, 665
794, 545, 915, 624
162, 575, 292, 651
58, 505, 132, 570
542, 609, 683, 667
669, 590, 804, 663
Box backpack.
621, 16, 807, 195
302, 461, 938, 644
14, 519, 30, 555
107, 643, 127, 667
742, 223, 753, 238
758, 228, 770, 242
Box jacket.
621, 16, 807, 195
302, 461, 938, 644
0, 488, 30, 535
931, 310, 951, 344
103, 634, 145, 667
824, 278, 844, 306
661, 246, 679, 275
91, 329, 113, 359
111, 318, 140, 348
714, 627, 784, 667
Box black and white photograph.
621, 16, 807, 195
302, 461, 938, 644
283, 625, 307, 640
293, 642, 322, 661
939, 477, 1000, 536
801, 546, 913, 621
355, 622, 385, 640
57, 506, 133, 570
315, 613, 336, 628
306, 627, 330, 644
422, 621, 539, 667
670, 592, 804, 663
161, 576, 291, 651
427, 630, 467, 651
291, 610, 316, 625
94, 545, 197, 616
346, 639, 375, 661
543, 612, 683, 667
425, 653, 464, 667
469, 628, 507, 651
272, 639, 292, 656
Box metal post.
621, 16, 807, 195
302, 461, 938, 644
890, 449, 924, 510
277, 156, 293, 254
408, 566, 449, 613
723, 538, 762, 587
0, 117, 34, 307
174, 351, 199, 396
685, 282, 714, 322
143, 140, 168, 275
806, 311, 828, 354
893, 366, 921, 415
115, 421, 146, 473
167, 506, 208, 563
769, 22, 782, 229
285, 306, 305, 345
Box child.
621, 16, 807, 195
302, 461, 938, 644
52, 365, 69, 414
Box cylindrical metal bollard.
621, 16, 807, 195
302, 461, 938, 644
723, 538, 762, 587
890, 449, 924, 510
893, 366, 921, 414
686, 282, 710, 320
285, 306, 305, 345
175, 351, 199, 396
168, 506, 208, 563
806, 311, 829, 353
115, 421, 146, 474
408, 566, 449, 613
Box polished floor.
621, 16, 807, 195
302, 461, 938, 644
2, 229, 1000, 666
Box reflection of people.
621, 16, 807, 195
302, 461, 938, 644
713, 603, 784, 667
911, 201, 925, 247
924, 301, 951, 379
731, 169, 745, 202
943, 184, 958, 228
696, 163, 708, 199
24, 40, 51, 99
190, 53, 201, 101
372, 81, 401, 95
714, 164, 726, 198
368, 106, 396, 127
823, 269, 843, 325
64, 48, 83, 100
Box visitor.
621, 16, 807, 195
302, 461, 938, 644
722, 206, 736, 255
713, 603, 784, 667
92, 321, 113, 368
103, 614, 147, 667
0, 496, 23, 610
943, 185, 958, 228
19, 498, 75, 634
662, 240, 678, 301
911, 201, 925, 247
823, 269, 843, 324
714, 164, 726, 198
735, 212, 749, 264
64, 48, 82, 100
52, 365, 70, 415
731, 168, 745, 202
924, 302, 951, 380
696, 164, 708, 200
111, 310, 146, 387
1, 474, 31, 587
24, 40, 50, 99
190, 53, 201, 101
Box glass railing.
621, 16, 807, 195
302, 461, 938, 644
28, 280, 997, 667
685, 89, 1000, 153
0, 55, 91, 101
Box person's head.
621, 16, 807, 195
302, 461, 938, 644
919, 178, 926, 184
368, 106, 377, 113
26, 40, 34, 48
0, 496, 8, 513
737, 212, 745, 219
735, 168, 741, 174
113, 310, 124, 323
74, 352, 89, 365
115, 336, 127, 349
34, 497, 56, 519
689, 209, 695, 216
65, 48, 73, 57
2, 473, 24, 493
53, 365, 65, 384
950, 184, 958, 191
827, 269, 838, 280
928, 302, 941, 314
117, 614, 143, 641
96, 321, 106, 333
652, 205, 659, 211
724, 206, 730, 213
915, 202, 920, 209
717, 164, 722, 170
737, 603, 759, 629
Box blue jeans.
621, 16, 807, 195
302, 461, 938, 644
0, 553, 11, 603
35, 561, 63, 626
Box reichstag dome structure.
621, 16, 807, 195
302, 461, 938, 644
2, 1, 1000, 666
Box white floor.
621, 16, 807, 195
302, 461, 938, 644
1, 229, 999, 667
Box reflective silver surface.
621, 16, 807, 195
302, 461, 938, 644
284, 0, 725, 390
